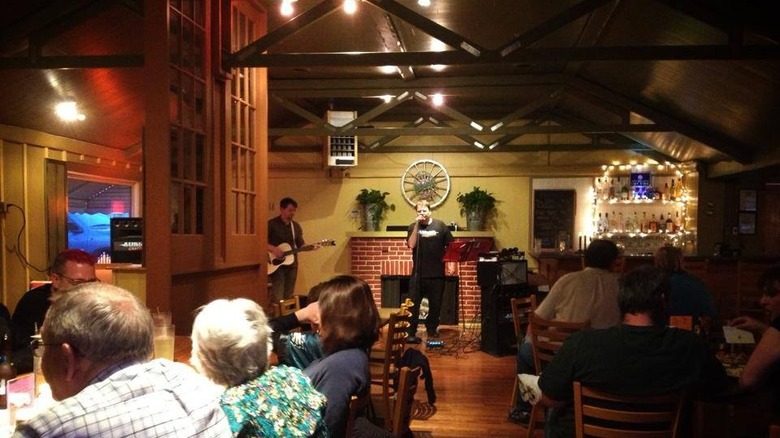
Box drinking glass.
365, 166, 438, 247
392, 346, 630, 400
153, 324, 175, 361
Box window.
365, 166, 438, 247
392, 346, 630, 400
67, 177, 135, 257
169, 0, 207, 234
229, 5, 258, 235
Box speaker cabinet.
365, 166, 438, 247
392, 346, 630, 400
478, 261, 530, 356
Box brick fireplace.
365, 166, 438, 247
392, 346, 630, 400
348, 231, 495, 322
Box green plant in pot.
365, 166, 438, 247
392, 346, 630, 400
356, 189, 395, 231
456, 186, 497, 230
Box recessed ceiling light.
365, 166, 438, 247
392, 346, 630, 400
418, 0, 431, 6
55, 101, 86, 122
280, 0, 295, 16
430, 64, 446, 71
343, 0, 357, 14
431, 93, 444, 106
379, 65, 397, 74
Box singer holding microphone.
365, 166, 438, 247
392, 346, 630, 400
406, 200, 453, 344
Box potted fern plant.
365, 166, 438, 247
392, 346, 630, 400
456, 186, 497, 230
356, 189, 395, 231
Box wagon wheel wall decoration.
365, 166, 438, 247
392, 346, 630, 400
401, 159, 451, 208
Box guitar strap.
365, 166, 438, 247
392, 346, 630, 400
290, 222, 297, 249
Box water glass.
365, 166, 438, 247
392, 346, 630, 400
153, 324, 175, 361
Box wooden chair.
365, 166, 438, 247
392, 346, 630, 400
390, 366, 422, 438
737, 260, 776, 321
573, 381, 685, 438
370, 311, 411, 427
509, 295, 537, 409
345, 389, 371, 438
526, 314, 590, 438
279, 295, 302, 316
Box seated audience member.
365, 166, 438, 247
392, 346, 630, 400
14, 282, 230, 438
12, 249, 97, 373
654, 246, 717, 325
510, 239, 621, 424
191, 298, 327, 437
273, 282, 326, 369
729, 265, 780, 418
531, 265, 730, 437
270, 275, 380, 438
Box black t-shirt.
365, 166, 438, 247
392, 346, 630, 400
407, 219, 453, 278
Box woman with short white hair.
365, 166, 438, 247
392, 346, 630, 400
191, 298, 327, 437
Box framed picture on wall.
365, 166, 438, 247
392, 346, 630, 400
738, 212, 756, 235
739, 189, 757, 212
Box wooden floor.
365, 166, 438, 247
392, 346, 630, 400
399, 326, 525, 438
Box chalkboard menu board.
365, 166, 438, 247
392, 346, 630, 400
533, 190, 576, 249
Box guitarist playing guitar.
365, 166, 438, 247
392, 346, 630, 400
267, 197, 320, 302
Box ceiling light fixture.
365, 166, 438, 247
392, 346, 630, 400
343, 0, 357, 14
280, 0, 296, 16
379, 65, 397, 74
431, 93, 444, 106
430, 64, 446, 71
55, 101, 86, 122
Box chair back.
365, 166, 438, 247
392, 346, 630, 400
511, 295, 538, 342
370, 311, 411, 425
573, 381, 685, 438
509, 295, 538, 411
390, 366, 421, 438
525, 314, 591, 438
345, 389, 370, 438
529, 313, 590, 374
279, 295, 302, 316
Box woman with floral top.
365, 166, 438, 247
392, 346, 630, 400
191, 298, 328, 437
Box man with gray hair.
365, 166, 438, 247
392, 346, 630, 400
14, 283, 230, 437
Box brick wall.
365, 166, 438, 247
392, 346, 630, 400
349, 236, 493, 322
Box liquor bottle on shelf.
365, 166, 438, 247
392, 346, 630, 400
620, 178, 629, 201
603, 212, 610, 232
641, 212, 648, 233
674, 211, 682, 231
663, 182, 670, 201
666, 212, 674, 233
649, 214, 658, 233
608, 179, 616, 200
597, 212, 604, 233
659, 214, 666, 232
594, 178, 602, 200
617, 212, 624, 232
669, 179, 677, 201
609, 211, 618, 232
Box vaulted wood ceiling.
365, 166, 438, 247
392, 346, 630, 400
1, 0, 778, 177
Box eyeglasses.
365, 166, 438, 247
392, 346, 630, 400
55, 272, 100, 285
30, 338, 62, 357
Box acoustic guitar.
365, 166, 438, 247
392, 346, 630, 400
267, 239, 336, 275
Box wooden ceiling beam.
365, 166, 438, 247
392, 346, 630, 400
499, 0, 614, 56
229, 43, 780, 68
567, 76, 755, 164
269, 142, 652, 154
269, 123, 669, 137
